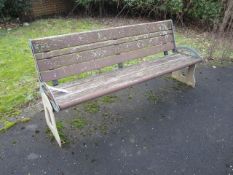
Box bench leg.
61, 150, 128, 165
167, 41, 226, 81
41, 92, 62, 147
171, 64, 196, 88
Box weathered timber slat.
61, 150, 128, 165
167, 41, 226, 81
34, 30, 173, 60
52, 54, 184, 97
31, 20, 172, 53
55, 55, 202, 109
37, 34, 174, 71
40, 42, 175, 81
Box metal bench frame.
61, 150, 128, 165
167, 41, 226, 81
30, 20, 202, 147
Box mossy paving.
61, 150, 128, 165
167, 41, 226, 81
45, 108, 124, 144
0, 117, 31, 133
0, 121, 16, 133
84, 101, 100, 114
101, 95, 118, 104
71, 118, 87, 129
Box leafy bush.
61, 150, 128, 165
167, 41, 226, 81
188, 0, 222, 23
165, 0, 183, 14
0, 0, 6, 13
0, 0, 30, 19
75, 0, 223, 25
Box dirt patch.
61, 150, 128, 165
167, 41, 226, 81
0, 22, 20, 30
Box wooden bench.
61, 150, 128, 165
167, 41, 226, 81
30, 20, 202, 146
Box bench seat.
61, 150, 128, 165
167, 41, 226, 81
52, 54, 202, 110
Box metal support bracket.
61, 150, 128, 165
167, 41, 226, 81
41, 92, 62, 147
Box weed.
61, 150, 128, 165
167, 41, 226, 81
99, 124, 108, 135
128, 94, 133, 100
145, 90, 159, 104
46, 121, 69, 145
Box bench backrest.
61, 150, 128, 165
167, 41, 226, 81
30, 20, 176, 82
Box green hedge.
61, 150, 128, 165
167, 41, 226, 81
0, 0, 223, 25
0, 0, 5, 13
0, 0, 30, 19
76, 0, 223, 25
187, 0, 222, 23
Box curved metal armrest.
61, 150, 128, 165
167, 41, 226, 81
175, 46, 202, 60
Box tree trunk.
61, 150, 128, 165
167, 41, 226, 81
220, 0, 233, 32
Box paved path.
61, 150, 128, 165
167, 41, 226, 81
0, 65, 233, 175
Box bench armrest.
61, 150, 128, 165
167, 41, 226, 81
40, 82, 60, 112
175, 46, 202, 60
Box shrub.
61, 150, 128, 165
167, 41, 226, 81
74, 0, 224, 25
165, 0, 183, 14
0, 0, 6, 14
187, 0, 223, 24
0, 0, 31, 19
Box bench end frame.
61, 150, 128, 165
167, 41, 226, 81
172, 64, 196, 88
171, 46, 202, 87
30, 40, 62, 146
41, 91, 62, 147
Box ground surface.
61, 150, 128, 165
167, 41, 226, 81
0, 65, 233, 175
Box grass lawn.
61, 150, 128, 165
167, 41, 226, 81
0, 17, 232, 126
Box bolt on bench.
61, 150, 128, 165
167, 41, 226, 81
30, 20, 202, 146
